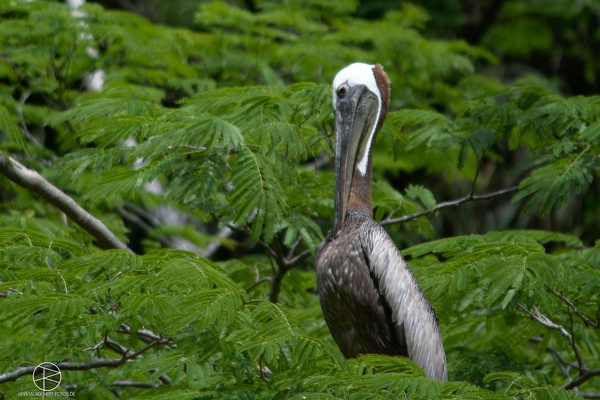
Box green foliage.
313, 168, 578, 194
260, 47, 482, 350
398, 86, 600, 216
0, 228, 507, 398
0, 0, 599, 398
484, 372, 581, 400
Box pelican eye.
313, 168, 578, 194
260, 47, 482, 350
337, 85, 348, 99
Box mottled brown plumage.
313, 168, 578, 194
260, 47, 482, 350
316, 63, 447, 380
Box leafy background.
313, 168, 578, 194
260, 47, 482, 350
0, 0, 598, 398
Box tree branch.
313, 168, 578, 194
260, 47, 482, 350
15, 92, 44, 149
0, 358, 124, 383
62, 379, 162, 391
269, 238, 290, 303
116, 323, 175, 349
381, 186, 519, 226
0, 329, 172, 384
225, 222, 278, 260
519, 304, 585, 369
565, 369, 600, 390
547, 286, 599, 328
224, 221, 311, 303
529, 336, 578, 378
0, 154, 133, 253
518, 303, 598, 390
111, 380, 160, 388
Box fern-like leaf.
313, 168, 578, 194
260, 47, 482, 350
514, 151, 594, 215
227, 149, 287, 242
0, 104, 25, 148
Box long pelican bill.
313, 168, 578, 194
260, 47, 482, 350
332, 84, 379, 238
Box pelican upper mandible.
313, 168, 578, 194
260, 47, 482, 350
315, 63, 447, 381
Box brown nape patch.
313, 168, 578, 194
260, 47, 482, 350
372, 64, 391, 132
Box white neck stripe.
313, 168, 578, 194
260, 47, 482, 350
356, 113, 379, 175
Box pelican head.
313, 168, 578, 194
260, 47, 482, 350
332, 63, 390, 238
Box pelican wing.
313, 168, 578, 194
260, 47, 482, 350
360, 219, 447, 381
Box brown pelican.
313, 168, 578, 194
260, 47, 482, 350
316, 63, 447, 381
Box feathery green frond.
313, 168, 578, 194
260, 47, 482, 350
0, 105, 25, 149
514, 150, 595, 215
1, 0, 599, 398
227, 149, 287, 242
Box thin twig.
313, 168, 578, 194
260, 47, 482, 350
129, 337, 171, 360
269, 238, 289, 303
519, 303, 592, 390
257, 355, 271, 383
286, 236, 303, 261
529, 336, 577, 378
519, 304, 585, 369
247, 277, 272, 292
224, 221, 310, 302
116, 323, 175, 349
225, 221, 278, 260
0, 154, 133, 252
104, 337, 134, 358
470, 159, 482, 198
84, 340, 105, 352
547, 286, 598, 328
15, 92, 44, 149
285, 249, 311, 266
116, 205, 173, 249
381, 186, 519, 226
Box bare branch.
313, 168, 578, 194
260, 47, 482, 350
269, 238, 290, 303
286, 235, 303, 261
565, 368, 600, 390
529, 336, 578, 378
0, 358, 124, 383
519, 304, 572, 340
116, 206, 161, 235
519, 303, 593, 390
247, 277, 272, 292
0, 327, 172, 384
111, 380, 160, 388
381, 186, 519, 226
15, 93, 44, 149
0, 154, 133, 253
116, 323, 175, 349
63, 379, 163, 391
547, 286, 598, 328
225, 221, 278, 260
104, 336, 133, 357
129, 337, 171, 359
224, 220, 311, 302
257, 355, 272, 383
285, 249, 311, 266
